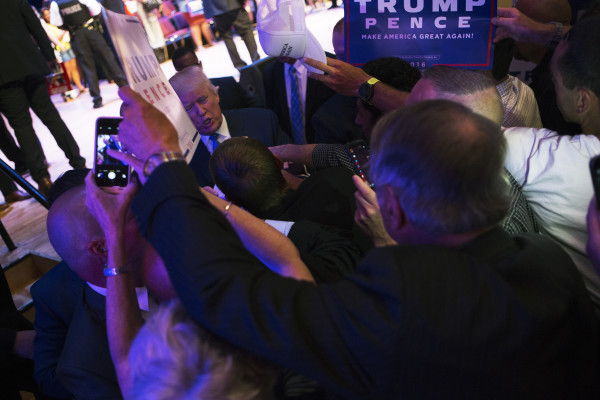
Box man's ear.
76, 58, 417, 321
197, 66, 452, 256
575, 87, 592, 114
379, 185, 407, 233
88, 238, 108, 260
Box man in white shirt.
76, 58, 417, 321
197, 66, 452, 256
501, 14, 600, 313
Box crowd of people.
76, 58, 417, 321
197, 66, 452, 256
2, 0, 600, 398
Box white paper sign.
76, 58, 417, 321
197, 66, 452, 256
102, 8, 200, 161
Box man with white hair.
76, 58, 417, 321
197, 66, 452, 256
169, 66, 287, 187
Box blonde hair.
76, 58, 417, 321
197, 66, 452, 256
128, 299, 277, 400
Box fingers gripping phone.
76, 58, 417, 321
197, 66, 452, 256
590, 154, 600, 209
94, 117, 130, 193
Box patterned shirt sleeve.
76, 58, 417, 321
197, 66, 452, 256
312, 144, 355, 172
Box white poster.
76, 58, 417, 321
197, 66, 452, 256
102, 8, 199, 161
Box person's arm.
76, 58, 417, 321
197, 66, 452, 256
41, 20, 67, 52
80, 0, 103, 16
303, 57, 409, 113
270, 143, 356, 173
269, 144, 317, 166
49, 2, 63, 27
85, 174, 144, 398
492, 7, 571, 45
201, 188, 315, 282
353, 176, 397, 248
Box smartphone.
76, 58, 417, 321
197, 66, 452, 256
590, 154, 600, 208
346, 140, 374, 188
94, 117, 129, 192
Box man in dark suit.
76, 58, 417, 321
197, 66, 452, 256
116, 88, 599, 399
263, 57, 335, 144
0, 0, 86, 194
170, 47, 259, 110
32, 169, 146, 399
169, 66, 287, 187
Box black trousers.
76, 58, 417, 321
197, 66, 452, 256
70, 26, 127, 103
213, 8, 259, 69
0, 76, 85, 182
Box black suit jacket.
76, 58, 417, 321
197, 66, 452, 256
311, 93, 363, 145
32, 262, 122, 400
0, 0, 54, 85
211, 76, 259, 110
133, 162, 600, 400
263, 60, 335, 143
189, 108, 288, 187
289, 220, 361, 283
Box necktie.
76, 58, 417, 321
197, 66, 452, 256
209, 134, 220, 153
289, 66, 305, 144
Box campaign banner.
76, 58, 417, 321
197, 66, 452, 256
346, 0, 497, 70
102, 9, 200, 161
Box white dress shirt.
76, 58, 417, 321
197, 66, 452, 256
504, 127, 600, 313
200, 114, 232, 155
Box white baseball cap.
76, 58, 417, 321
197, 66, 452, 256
257, 0, 326, 74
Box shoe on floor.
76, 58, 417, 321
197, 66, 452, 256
37, 177, 53, 196
93, 100, 104, 109
5, 190, 32, 203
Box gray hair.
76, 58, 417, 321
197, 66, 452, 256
370, 99, 509, 235
128, 300, 277, 400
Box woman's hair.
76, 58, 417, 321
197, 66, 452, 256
129, 299, 277, 400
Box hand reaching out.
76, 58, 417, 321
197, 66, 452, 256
117, 86, 181, 161
492, 7, 558, 44
303, 57, 371, 97
353, 175, 397, 248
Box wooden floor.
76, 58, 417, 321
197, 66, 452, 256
0, 7, 343, 268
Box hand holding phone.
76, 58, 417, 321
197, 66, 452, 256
94, 117, 130, 193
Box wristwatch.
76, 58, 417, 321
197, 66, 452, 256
143, 151, 185, 178
358, 77, 380, 104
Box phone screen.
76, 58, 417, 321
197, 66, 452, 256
346, 140, 372, 185
95, 117, 129, 188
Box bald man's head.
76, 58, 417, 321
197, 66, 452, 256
47, 172, 147, 288
407, 66, 504, 127
47, 185, 107, 286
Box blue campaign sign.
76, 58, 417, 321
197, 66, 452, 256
346, 0, 497, 70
